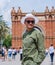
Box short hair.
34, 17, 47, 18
51, 44, 53, 46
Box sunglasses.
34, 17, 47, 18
25, 20, 35, 24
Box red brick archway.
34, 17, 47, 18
11, 7, 55, 49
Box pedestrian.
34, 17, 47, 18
8, 47, 12, 61
4, 47, 7, 60
12, 48, 17, 60
21, 13, 45, 65
49, 44, 54, 65
19, 47, 22, 61
45, 48, 48, 56
1, 46, 5, 61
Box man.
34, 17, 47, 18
19, 47, 23, 60
49, 44, 54, 65
21, 14, 45, 65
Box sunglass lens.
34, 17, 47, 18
31, 21, 35, 24
26, 20, 35, 24
27, 21, 30, 24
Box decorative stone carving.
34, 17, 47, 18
17, 7, 22, 13
45, 15, 49, 20
32, 10, 36, 15
11, 16, 15, 21
11, 7, 16, 21
14, 15, 18, 21
52, 15, 55, 19
17, 7, 22, 21
45, 6, 49, 12
51, 6, 55, 12
11, 7, 16, 15
18, 16, 21, 21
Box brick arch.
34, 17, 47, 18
11, 7, 55, 49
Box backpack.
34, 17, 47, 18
34, 26, 42, 32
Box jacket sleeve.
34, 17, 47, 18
35, 32, 45, 64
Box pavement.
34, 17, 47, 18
0, 54, 21, 65
41, 54, 55, 65
0, 53, 55, 65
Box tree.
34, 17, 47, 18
3, 35, 12, 48
0, 15, 9, 48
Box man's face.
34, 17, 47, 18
24, 17, 35, 30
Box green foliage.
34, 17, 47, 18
0, 15, 10, 48
3, 35, 12, 48
0, 21, 9, 39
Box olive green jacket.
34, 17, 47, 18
22, 28, 45, 65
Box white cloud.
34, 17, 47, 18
0, 0, 12, 27
3, 9, 11, 21
0, 0, 7, 9
3, 8, 12, 27
8, 0, 11, 3
0, 0, 11, 10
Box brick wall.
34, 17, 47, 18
11, 7, 55, 49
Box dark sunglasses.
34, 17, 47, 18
25, 20, 35, 24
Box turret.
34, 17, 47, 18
45, 6, 49, 13
51, 6, 55, 13
11, 7, 16, 16
17, 7, 22, 21
45, 6, 49, 19
51, 6, 55, 19
11, 7, 16, 22
31, 10, 36, 15
17, 7, 22, 14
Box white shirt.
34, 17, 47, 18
19, 49, 22, 54
49, 46, 54, 54
12, 49, 16, 54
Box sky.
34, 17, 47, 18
0, 0, 55, 27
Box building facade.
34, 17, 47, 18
11, 6, 55, 49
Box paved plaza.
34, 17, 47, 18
0, 53, 55, 65
0, 54, 21, 65
41, 54, 55, 65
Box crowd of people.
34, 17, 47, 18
0, 46, 17, 61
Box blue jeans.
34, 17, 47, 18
50, 52, 54, 62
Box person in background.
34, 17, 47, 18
49, 44, 54, 65
4, 47, 7, 60
12, 48, 17, 60
1, 47, 5, 61
19, 47, 22, 61
8, 47, 12, 61
21, 13, 45, 65
45, 48, 48, 56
